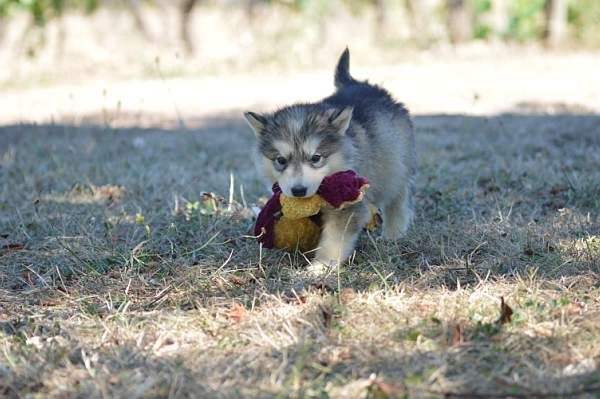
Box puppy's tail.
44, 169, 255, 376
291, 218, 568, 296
334, 47, 356, 89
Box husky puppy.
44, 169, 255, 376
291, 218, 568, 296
244, 49, 416, 268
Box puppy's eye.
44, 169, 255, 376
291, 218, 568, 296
310, 154, 323, 164
275, 156, 287, 166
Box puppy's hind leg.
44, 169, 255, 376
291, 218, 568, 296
382, 183, 414, 240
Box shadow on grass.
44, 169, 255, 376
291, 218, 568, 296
0, 109, 599, 299
0, 63, 600, 393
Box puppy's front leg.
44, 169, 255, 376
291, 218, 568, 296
313, 202, 370, 269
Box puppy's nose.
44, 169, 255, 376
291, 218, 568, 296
291, 185, 307, 197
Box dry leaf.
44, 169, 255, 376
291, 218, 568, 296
227, 303, 247, 323
40, 299, 61, 307
339, 287, 356, 304
2, 243, 24, 251
228, 275, 247, 286
451, 324, 463, 346
566, 301, 584, 315
497, 297, 513, 324
550, 185, 569, 195
297, 294, 307, 304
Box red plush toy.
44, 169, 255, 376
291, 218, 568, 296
254, 170, 373, 251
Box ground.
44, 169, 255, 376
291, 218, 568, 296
1, 51, 600, 398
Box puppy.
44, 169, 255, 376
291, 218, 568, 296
244, 49, 416, 269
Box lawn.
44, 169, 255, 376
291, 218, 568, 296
1, 76, 600, 397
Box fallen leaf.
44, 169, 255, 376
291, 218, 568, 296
2, 243, 24, 251
497, 297, 513, 324
451, 324, 463, 346
339, 287, 356, 304
550, 185, 569, 195
566, 301, 584, 315
40, 299, 62, 307
226, 303, 247, 323
228, 275, 247, 286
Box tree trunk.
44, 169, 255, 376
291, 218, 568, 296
127, 0, 153, 41
0, 17, 7, 46
180, 0, 199, 55
446, 0, 472, 44
489, 0, 508, 38
373, 0, 388, 40
245, 0, 261, 22
404, 0, 430, 48
543, 0, 568, 47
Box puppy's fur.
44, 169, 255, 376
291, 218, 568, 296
245, 49, 416, 267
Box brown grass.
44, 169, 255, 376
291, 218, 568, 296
1, 57, 600, 397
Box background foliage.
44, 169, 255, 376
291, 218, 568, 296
0, 0, 599, 45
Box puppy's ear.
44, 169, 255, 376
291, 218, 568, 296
244, 111, 267, 136
328, 106, 353, 135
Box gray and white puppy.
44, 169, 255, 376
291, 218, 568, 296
244, 49, 416, 268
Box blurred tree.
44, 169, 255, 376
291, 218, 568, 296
543, 0, 567, 47
472, 0, 491, 40
490, 0, 508, 37
244, 0, 263, 21
180, 0, 198, 54
373, 0, 387, 38
506, 0, 545, 41
446, 0, 473, 43
404, 0, 430, 48
126, 0, 152, 41
0, 19, 5, 47
568, 0, 600, 46
0, 0, 599, 59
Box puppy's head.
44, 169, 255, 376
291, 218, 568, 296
244, 105, 353, 198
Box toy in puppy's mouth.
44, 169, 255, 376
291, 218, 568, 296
254, 170, 373, 251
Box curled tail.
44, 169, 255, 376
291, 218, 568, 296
334, 47, 356, 89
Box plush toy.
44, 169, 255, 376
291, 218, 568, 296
254, 170, 378, 251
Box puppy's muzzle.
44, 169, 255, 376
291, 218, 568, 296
291, 185, 308, 197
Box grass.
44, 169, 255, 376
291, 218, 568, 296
1, 108, 599, 398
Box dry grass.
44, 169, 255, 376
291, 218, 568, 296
1, 105, 599, 398
1, 44, 600, 398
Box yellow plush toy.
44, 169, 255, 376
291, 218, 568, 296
274, 195, 324, 251
254, 170, 378, 251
